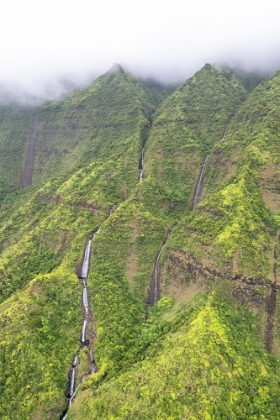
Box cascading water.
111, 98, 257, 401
109, 205, 117, 215
139, 148, 144, 181
81, 320, 87, 344
148, 233, 170, 307
152, 250, 162, 304
191, 155, 209, 210
80, 239, 92, 279
69, 366, 76, 398
60, 207, 118, 419
82, 287, 89, 316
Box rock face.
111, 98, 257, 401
21, 111, 39, 187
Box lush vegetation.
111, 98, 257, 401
167, 71, 280, 281
0, 269, 81, 419
69, 292, 280, 419
1, 64, 280, 419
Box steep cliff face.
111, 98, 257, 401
0, 67, 159, 419
1, 65, 280, 420
161, 71, 280, 354
0, 66, 158, 198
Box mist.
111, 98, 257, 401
1, 0, 280, 102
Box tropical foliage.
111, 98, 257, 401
0, 64, 280, 419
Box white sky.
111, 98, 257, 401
1, 0, 280, 98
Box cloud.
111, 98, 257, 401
1, 0, 280, 101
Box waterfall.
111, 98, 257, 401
139, 148, 144, 181
80, 240, 92, 279
192, 155, 209, 210
82, 287, 89, 316
153, 250, 162, 304
147, 233, 170, 307
109, 205, 117, 215
69, 367, 75, 398
61, 215, 114, 418
81, 320, 87, 343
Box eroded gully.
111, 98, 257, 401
191, 154, 209, 210
264, 236, 279, 353
22, 111, 39, 188
147, 152, 210, 306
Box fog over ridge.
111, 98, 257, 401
1, 0, 280, 102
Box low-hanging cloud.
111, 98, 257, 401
1, 0, 280, 102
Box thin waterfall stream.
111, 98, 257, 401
152, 249, 162, 305
139, 147, 144, 181
60, 208, 116, 419
191, 155, 209, 210
147, 233, 170, 307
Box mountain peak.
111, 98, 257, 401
202, 63, 213, 70
107, 63, 125, 75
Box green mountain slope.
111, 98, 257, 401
69, 293, 280, 419
0, 64, 158, 197
0, 67, 158, 419
161, 71, 280, 352
1, 64, 280, 420
73, 64, 249, 376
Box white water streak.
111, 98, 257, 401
192, 155, 209, 210
81, 320, 87, 342
81, 240, 92, 278
69, 383, 81, 408
83, 287, 89, 316
153, 250, 162, 304
69, 368, 75, 397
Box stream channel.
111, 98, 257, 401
191, 155, 209, 210
139, 147, 144, 181
147, 154, 209, 306
60, 209, 116, 419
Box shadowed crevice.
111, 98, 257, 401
22, 111, 39, 187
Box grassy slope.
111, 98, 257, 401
0, 105, 32, 195
69, 292, 280, 420
159, 71, 280, 371
81, 64, 248, 371
69, 67, 279, 419
165, 71, 280, 282
2, 65, 280, 420
0, 67, 157, 304
0, 68, 157, 419
0, 66, 159, 198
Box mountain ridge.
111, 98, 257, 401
1, 63, 280, 419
